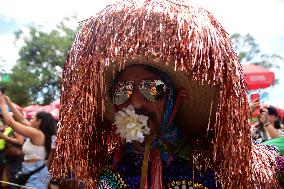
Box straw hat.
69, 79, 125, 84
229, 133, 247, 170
51, 0, 280, 188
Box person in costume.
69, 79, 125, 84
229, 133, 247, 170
51, 0, 284, 188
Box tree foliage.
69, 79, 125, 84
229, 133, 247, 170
230, 33, 283, 69
1, 28, 282, 106
0, 18, 77, 106
231, 33, 283, 86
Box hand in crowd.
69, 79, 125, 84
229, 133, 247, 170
0, 132, 12, 143
249, 98, 260, 114
0, 132, 6, 139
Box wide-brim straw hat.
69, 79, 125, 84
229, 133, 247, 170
51, 0, 279, 188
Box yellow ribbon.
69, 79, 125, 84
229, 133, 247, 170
140, 139, 151, 189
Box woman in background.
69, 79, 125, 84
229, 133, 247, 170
0, 118, 24, 189
0, 92, 56, 189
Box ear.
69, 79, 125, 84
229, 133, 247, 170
37, 118, 42, 125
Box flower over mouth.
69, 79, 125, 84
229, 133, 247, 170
114, 105, 150, 143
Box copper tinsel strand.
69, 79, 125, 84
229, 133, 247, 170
51, 1, 280, 188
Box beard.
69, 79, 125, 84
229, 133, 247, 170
135, 106, 160, 136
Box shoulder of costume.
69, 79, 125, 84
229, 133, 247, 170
252, 141, 283, 186
97, 167, 127, 189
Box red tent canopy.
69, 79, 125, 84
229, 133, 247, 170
22, 99, 60, 120
242, 64, 275, 90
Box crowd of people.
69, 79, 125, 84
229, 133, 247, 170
0, 94, 57, 189
0, 0, 284, 188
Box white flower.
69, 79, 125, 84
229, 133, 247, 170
114, 105, 150, 143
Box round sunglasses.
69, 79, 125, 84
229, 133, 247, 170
111, 80, 168, 105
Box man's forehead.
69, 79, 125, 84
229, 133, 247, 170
116, 65, 163, 81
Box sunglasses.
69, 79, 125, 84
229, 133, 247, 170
111, 80, 168, 105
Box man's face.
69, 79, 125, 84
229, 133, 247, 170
112, 65, 167, 131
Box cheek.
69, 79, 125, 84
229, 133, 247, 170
30, 119, 39, 126
154, 99, 167, 123
115, 104, 127, 112
271, 116, 277, 122
265, 115, 272, 121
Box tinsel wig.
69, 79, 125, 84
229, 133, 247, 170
51, 0, 280, 188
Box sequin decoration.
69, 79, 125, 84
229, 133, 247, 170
117, 152, 147, 189
97, 167, 127, 189
167, 180, 208, 189
114, 151, 221, 189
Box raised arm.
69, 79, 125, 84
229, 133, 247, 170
0, 131, 24, 146
4, 95, 31, 126
0, 93, 41, 141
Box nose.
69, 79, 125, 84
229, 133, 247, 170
126, 88, 146, 109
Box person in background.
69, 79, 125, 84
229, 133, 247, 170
0, 119, 7, 186
0, 117, 24, 189
281, 117, 284, 136
251, 105, 281, 142
0, 93, 56, 189
260, 106, 281, 139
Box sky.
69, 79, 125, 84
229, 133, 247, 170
0, 0, 283, 107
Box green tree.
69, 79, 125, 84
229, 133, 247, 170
0, 17, 78, 106
230, 33, 283, 69
0, 57, 9, 94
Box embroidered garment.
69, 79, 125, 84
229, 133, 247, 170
98, 152, 221, 189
